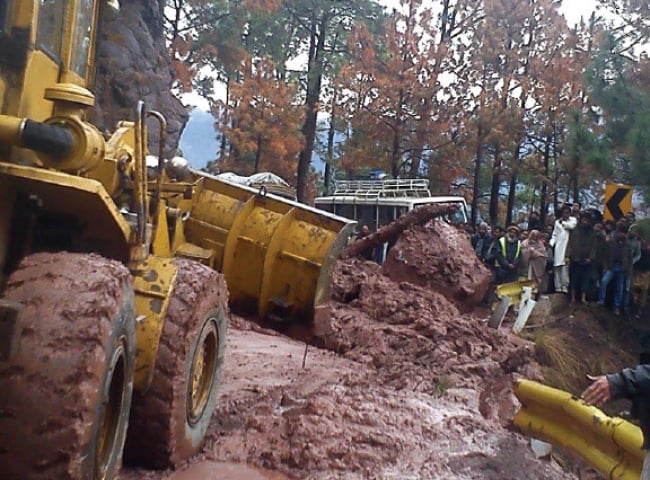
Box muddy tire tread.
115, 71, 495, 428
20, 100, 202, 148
125, 258, 228, 468
0, 252, 136, 480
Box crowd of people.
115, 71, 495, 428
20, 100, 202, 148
469, 202, 650, 317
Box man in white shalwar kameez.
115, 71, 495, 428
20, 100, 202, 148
549, 205, 577, 293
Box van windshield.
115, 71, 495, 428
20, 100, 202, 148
446, 205, 468, 225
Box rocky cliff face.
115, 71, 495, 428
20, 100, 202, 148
91, 0, 187, 156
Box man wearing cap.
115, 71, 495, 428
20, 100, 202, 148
549, 205, 577, 294
494, 224, 524, 284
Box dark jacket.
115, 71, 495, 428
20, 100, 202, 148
495, 236, 523, 269
567, 225, 596, 263
593, 232, 607, 269
471, 232, 493, 263
636, 242, 650, 273
602, 239, 634, 275
494, 236, 523, 283
528, 218, 543, 231
607, 362, 650, 448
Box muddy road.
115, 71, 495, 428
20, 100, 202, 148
121, 221, 572, 479
122, 322, 567, 480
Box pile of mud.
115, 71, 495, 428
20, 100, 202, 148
382, 221, 492, 310
314, 220, 542, 393
317, 256, 541, 391
126, 219, 572, 479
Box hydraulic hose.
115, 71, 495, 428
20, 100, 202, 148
19, 119, 74, 158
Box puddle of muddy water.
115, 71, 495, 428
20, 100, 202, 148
168, 461, 290, 480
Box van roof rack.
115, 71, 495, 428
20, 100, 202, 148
332, 178, 431, 198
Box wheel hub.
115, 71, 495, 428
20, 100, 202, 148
187, 318, 219, 426
96, 340, 127, 480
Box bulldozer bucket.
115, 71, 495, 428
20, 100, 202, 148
184, 174, 356, 324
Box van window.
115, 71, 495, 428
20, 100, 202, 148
37, 0, 68, 59
358, 205, 375, 231
71, 0, 93, 78
335, 204, 354, 220
444, 204, 468, 225
378, 205, 395, 228
316, 202, 334, 213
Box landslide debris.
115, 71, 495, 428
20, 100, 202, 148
315, 220, 541, 393
122, 219, 571, 479
207, 220, 567, 479
382, 221, 492, 310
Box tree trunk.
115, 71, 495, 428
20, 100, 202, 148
254, 134, 262, 173
391, 129, 401, 178
489, 145, 501, 226
505, 143, 521, 226
296, 16, 326, 202
471, 123, 484, 226
539, 132, 551, 225
324, 90, 338, 194
219, 79, 230, 160
552, 143, 559, 214
391, 87, 405, 178
343, 203, 459, 259
506, 170, 517, 226
408, 147, 422, 178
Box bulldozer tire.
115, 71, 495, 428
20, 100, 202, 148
124, 258, 228, 468
0, 252, 136, 480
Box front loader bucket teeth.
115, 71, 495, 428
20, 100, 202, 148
184, 174, 355, 324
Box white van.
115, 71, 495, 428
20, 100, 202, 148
314, 178, 468, 231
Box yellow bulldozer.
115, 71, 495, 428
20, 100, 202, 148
0, 1, 354, 478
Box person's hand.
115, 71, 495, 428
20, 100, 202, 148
581, 375, 611, 406
565, 257, 569, 264
508, 264, 515, 270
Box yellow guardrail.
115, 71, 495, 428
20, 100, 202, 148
495, 279, 535, 303
514, 379, 644, 480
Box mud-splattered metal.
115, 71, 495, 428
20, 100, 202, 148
514, 379, 643, 480
132, 256, 177, 391
185, 174, 356, 324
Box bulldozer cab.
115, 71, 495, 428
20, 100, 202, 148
0, 0, 100, 121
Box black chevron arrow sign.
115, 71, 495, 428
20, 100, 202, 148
605, 187, 631, 221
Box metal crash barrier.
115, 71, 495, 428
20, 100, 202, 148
514, 379, 644, 480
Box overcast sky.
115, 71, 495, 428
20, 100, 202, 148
558, 0, 598, 25
378, 0, 599, 26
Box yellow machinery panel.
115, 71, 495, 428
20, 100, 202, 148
185, 175, 356, 323
131, 256, 177, 391
514, 379, 644, 480
18, 51, 60, 120
0, 162, 131, 261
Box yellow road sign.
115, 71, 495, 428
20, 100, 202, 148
604, 182, 632, 221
